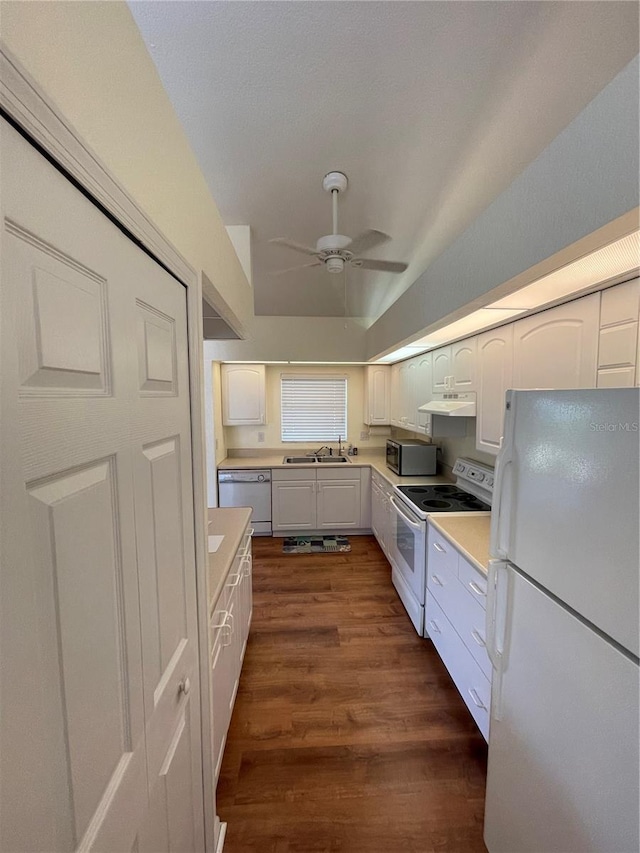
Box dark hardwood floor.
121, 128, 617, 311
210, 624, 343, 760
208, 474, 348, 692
217, 535, 488, 853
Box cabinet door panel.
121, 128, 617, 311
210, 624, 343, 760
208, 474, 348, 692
476, 326, 513, 456
364, 365, 390, 425
272, 480, 316, 530
451, 338, 477, 391
317, 480, 361, 528
221, 364, 265, 425
432, 347, 451, 393
512, 293, 599, 389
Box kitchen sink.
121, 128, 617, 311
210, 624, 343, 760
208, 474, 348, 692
282, 456, 351, 463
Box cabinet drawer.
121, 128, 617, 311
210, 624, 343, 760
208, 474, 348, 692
317, 466, 359, 480
427, 549, 465, 616
598, 322, 638, 368
428, 527, 459, 579
458, 557, 488, 610
447, 580, 492, 681
272, 467, 316, 481
426, 593, 491, 740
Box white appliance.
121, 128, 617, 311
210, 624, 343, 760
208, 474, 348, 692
389, 458, 493, 634
484, 388, 639, 853
217, 469, 272, 535
418, 391, 477, 417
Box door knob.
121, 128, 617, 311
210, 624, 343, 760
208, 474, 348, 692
178, 677, 191, 696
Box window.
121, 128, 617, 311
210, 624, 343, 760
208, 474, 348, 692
281, 374, 347, 442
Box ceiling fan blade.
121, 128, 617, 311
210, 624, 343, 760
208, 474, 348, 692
347, 229, 390, 255
269, 237, 319, 257
270, 261, 322, 276
351, 258, 408, 273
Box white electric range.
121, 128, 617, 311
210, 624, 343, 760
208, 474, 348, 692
389, 457, 494, 634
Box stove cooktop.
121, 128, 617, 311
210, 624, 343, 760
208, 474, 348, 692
396, 484, 491, 513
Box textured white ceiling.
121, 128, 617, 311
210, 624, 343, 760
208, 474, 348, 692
129, 1, 639, 324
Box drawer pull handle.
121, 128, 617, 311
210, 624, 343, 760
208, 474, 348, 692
468, 688, 487, 710
178, 677, 191, 696
228, 570, 242, 588
431, 574, 444, 587
471, 629, 486, 647
212, 610, 228, 631
469, 580, 486, 597
433, 542, 446, 553
428, 619, 441, 634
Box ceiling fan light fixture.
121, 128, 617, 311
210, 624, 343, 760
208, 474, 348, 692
325, 256, 344, 274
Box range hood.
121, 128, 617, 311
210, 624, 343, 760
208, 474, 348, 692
418, 392, 477, 417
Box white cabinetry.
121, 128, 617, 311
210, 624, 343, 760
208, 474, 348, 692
597, 279, 640, 388
431, 340, 477, 392
317, 470, 362, 529
221, 364, 266, 425
390, 363, 401, 427
364, 365, 391, 425
271, 469, 317, 531
414, 353, 433, 436
209, 521, 252, 781
476, 325, 514, 456
272, 466, 369, 533
512, 293, 599, 389
426, 524, 491, 740
371, 470, 395, 560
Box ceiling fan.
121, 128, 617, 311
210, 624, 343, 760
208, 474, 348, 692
269, 171, 408, 276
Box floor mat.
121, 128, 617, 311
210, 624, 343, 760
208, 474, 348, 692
282, 536, 351, 554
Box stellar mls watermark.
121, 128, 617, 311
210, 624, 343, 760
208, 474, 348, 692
589, 421, 639, 432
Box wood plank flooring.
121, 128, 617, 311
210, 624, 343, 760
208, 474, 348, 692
217, 535, 488, 853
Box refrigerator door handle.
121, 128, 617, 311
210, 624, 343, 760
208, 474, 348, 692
486, 559, 509, 720
490, 398, 515, 560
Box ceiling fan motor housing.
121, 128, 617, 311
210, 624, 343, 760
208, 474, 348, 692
325, 256, 345, 274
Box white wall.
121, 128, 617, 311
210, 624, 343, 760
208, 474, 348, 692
366, 56, 640, 359
1, 0, 253, 334
205, 316, 368, 362
223, 365, 388, 451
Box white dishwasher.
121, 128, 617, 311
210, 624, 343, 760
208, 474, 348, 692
217, 469, 272, 535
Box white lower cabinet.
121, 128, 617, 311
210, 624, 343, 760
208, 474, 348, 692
272, 466, 369, 533
371, 470, 395, 560
209, 521, 252, 782
426, 523, 491, 740
271, 471, 317, 530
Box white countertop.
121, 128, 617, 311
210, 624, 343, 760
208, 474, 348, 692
217, 451, 451, 488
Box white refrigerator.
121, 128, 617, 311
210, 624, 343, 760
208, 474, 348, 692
484, 388, 639, 853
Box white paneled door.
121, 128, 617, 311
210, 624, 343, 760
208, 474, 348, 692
0, 121, 204, 851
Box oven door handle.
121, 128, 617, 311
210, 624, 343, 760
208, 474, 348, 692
390, 496, 423, 529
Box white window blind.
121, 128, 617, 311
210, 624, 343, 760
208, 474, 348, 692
281, 374, 348, 442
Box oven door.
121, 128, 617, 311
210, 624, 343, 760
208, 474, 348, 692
389, 494, 426, 604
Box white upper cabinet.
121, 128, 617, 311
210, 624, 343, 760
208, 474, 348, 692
432, 347, 451, 393
390, 362, 401, 427
476, 325, 514, 456
415, 353, 433, 436
512, 293, 599, 390
597, 279, 639, 388
451, 338, 477, 391
221, 364, 266, 425
363, 365, 391, 425
431, 341, 477, 393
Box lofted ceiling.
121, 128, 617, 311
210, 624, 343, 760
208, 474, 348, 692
129, 1, 639, 325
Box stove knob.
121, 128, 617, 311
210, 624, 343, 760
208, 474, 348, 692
257, 474, 265, 482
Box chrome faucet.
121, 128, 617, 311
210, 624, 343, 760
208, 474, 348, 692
312, 445, 331, 457
337, 436, 344, 455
